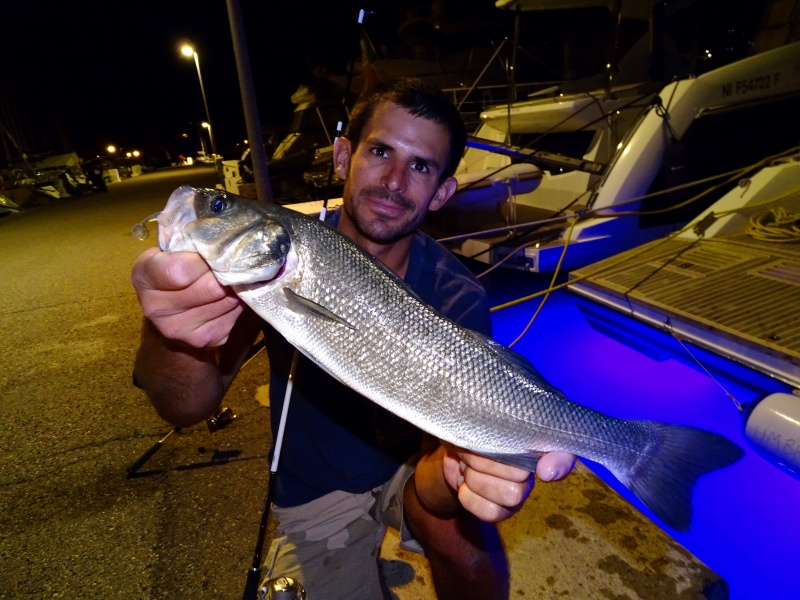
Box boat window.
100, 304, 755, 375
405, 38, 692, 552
639, 92, 800, 229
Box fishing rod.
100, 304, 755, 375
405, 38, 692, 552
269, 4, 366, 480
245, 9, 367, 600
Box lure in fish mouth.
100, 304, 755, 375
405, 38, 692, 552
156, 186, 292, 285
140, 185, 745, 533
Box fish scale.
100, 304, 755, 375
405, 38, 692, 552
156, 185, 744, 532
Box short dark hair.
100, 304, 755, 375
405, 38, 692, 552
344, 78, 466, 182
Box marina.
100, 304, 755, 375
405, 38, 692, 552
3, 1, 800, 597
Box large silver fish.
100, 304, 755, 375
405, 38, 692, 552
155, 185, 743, 532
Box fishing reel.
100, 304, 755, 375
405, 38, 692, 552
206, 406, 237, 432
258, 576, 306, 599
126, 406, 239, 476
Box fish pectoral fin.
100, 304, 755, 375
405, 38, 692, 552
283, 288, 356, 330
481, 451, 544, 473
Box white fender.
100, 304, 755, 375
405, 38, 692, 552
743, 392, 800, 478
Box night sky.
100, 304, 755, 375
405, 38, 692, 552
0, 0, 511, 162
1, 0, 367, 161
0, 0, 766, 164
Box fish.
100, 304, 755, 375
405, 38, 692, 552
154, 185, 744, 532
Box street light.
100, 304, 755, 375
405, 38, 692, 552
181, 44, 218, 158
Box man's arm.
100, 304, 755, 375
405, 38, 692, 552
131, 247, 260, 428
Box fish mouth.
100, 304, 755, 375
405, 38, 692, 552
211, 261, 285, 286
200, 221, 289, 285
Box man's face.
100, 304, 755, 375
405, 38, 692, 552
334, 102, 457, 245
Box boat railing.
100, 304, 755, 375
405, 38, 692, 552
443, 80, 566, 129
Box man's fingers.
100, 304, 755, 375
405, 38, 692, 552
461, 462, 533, 511
459, 451, 531, 483
131, 247, 244, 349
183, 300, 244, 348
133, 250, 215, 293
536, 451, 576, 482
456, 469, 534, 523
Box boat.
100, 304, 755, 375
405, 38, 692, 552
433, 0, 800, 274
436, 39, 800, 274
568, 148, 800, 390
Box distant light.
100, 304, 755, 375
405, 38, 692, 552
126, 152, 132, 158
202, 122, 210, 129
181, 133, 188, 138
244, 139, 249, 145
107, 145, 116, 154
132, 150, 140, 157
181, 44, 194, 57
705, 49, 713, 59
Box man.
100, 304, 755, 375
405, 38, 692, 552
131, 78, 575, 599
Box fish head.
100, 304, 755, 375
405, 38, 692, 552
158, 185, 292, 286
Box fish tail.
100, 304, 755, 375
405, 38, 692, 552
617, 423, 744, 532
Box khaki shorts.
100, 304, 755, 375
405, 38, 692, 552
258, 460, 422, 600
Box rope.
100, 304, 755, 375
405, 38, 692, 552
501, 217, 578, 348
747, 207, 800, 242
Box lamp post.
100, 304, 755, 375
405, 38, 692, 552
199, 122, 210, 158
181, 44, 218, 158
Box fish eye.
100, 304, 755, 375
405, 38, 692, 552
210, 197, 228, 213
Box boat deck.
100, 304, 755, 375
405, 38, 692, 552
569, 230, 800, 388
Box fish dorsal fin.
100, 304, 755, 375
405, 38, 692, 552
283, 287, 356, 330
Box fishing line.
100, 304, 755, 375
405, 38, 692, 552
270, 4, 364, 470
668, 325, 743, 412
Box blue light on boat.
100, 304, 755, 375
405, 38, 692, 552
490, 286, 800, 600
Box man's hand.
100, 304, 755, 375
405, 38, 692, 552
441, 447, 533, 522
429, 444, 576, 523
131, 247, 243, 348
